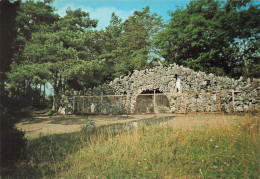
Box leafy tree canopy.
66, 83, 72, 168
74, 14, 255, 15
153, 0, 259, 78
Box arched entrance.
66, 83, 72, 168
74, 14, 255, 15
134, 89, 170, 114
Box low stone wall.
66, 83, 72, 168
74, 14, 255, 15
59, 63, 260, 114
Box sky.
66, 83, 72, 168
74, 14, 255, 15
52, 0, 192, 30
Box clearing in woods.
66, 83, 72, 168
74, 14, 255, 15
15, 111, 256, 139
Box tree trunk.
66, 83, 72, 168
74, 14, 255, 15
63, 81, 66, 94
52, 72, 60, 111
43, 83, 46, 97
52, 87, 59, 111
59, 75, 62, 94
243, 57, 249, 77
23, 80, 26, 93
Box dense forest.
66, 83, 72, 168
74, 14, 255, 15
0, 0, 259, 169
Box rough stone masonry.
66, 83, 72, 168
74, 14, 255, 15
59, 63, 260, 115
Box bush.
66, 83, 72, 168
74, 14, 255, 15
0, 120, 27, 167
0, 92, 28, 168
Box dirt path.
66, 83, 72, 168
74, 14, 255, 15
15, 113, 255, 139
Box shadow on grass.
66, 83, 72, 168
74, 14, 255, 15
22, 115, 88, 125
21, 114, 136, 125
97, 115, 173, 135
2, 115, 173, 178
1, 131, 83, 178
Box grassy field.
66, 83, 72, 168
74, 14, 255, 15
2, 113, 259, 178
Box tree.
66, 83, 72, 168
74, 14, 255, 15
13, 0, 59, 64
153, 0, 260, 78
81, 8, 163, 84
8, 7, 98, 111
103, 7, 163, 78
230, 2, 260, 78
3, 0, 59, 104
97, 12, 123, 82
0, 0, 20, 91
0, 0, 27, 168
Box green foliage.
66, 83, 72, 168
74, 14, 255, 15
6, 2, 164, 111
115, 7, 163, 75
0, 0, 19, 87
0, 91, 29, 168
99, 7, 163, 79
8, 2, 99, 110
0, 123, 27, 168
153, 0, 260, 78
13, 0, 59, 64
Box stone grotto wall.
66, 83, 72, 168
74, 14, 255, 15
59, 63, 260, 115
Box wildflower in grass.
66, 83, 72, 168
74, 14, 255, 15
191, 161, 195, 164
226, 164, 230, 167
215, 145, 219, 148
219, 168, 223, 172
209, 139, 213, 142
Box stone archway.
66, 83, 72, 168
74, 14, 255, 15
134, 89, 170, 114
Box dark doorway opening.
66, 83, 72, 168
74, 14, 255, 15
134, 89, 170, 114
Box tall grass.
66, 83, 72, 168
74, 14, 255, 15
2, 114, 259, 178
